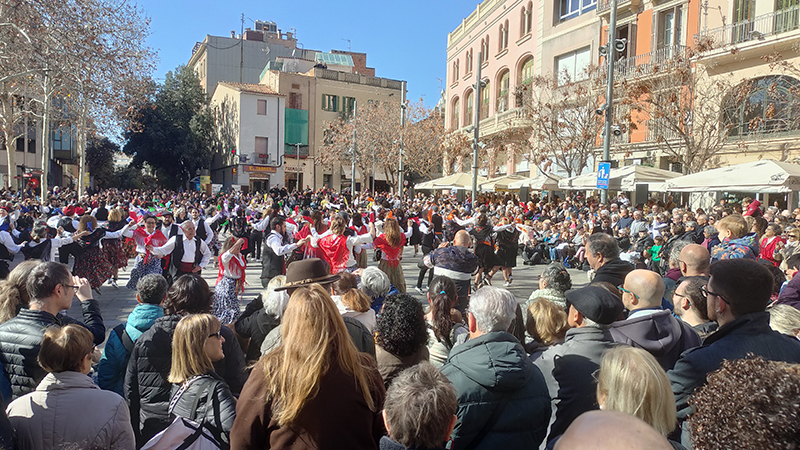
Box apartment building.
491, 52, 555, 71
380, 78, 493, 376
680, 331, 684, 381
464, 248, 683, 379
209, 82, 285, 192
259, 54, 405, 191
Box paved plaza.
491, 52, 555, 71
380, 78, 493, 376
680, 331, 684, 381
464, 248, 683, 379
55, 242, 588, 349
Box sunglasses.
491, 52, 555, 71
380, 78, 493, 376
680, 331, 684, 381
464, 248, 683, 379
208, 331, 223, 339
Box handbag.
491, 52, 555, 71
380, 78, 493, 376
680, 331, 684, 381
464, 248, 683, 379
142, 378, 222, 450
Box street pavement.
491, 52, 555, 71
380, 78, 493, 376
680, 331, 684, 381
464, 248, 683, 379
59, 243, 589, 350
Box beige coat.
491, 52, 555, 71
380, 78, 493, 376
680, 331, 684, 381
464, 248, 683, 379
6, 371, 135, 450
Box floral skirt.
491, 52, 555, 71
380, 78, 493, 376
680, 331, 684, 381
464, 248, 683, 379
74, 246, 112, 289
126, 254, 163, 290
379, 259, 406, 294
104, 238, 128, 270
123, 237, 138, 259
212, 276, 242, 325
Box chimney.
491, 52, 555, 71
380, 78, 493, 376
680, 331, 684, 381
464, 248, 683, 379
231, 31, 235, 38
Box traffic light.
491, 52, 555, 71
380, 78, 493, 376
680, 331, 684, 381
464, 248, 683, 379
231, 146, 236, 155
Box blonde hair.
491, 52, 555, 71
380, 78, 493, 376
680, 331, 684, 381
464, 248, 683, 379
716, 214, 747, 239
168, 314, 221, 384
334, 272, 371, 312
261, 284, 376, 426
526, 299, 569, 346
329, 215, 347, 236
108, 207, 123, 222
77, 215, 99, 233
596, 346, 676, 436
38, 324, 94, 373
221, 235, 236, 254
383, 218, 403, 247
0, 260, 39, 324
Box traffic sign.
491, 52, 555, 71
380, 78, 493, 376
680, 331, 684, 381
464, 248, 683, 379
597, 162, 610, 190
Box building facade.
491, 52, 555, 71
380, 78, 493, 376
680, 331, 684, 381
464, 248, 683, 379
209, 82, 285, 192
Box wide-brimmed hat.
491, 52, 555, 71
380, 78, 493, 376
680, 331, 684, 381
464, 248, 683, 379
274, 258, 340, 291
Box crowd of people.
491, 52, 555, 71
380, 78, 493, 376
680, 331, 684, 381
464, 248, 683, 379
0, 184, 794, 449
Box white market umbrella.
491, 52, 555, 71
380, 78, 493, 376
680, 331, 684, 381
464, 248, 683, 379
478, 174, 527, 192
558, 165, 681, 191
415, 172, 487, 190
508, 173, 563, 191
664, 159, 800, 193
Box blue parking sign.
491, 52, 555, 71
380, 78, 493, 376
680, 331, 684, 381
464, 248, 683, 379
597, 162, 610, 189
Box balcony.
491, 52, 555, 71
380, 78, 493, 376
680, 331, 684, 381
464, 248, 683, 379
604, 45, 688, 81
697, 6, 800, 49
597, 0, 642, 17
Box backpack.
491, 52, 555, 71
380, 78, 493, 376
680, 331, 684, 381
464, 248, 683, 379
113, 323, 135, 365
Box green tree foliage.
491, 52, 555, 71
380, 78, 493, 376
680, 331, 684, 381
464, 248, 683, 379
123, 65, 214, 189
86, 136, 118, 188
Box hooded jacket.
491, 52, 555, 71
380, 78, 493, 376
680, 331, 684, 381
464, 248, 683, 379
610, 310, 701, 370
441, 331, 550, 450
592, 258, 633, 287
97, 303, 164, 396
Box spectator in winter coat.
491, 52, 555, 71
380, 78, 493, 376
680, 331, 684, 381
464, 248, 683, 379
585, 233, 633, 287
775, 254, 800, 310
124, 275, 246, 446
97, 274, 167, 396
710, 214, 758, 262
0, 261, 104, 399
611, 270, 701, 370
442, 287, 551, 450
7, 325, 135, 450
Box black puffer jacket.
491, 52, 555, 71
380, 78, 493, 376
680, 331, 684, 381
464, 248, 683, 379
124, 314, 247, 445
234, 295, 280, 363
170, 372, 237, 449
0, 302, 104, 400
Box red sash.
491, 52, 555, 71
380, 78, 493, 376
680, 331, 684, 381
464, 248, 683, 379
216, 253, 247, 293
134, 228, 167, 264
318, 235, 350, 274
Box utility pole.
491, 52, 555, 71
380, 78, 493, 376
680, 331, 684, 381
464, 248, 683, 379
239, 13, 245, 83
352, 100, 357, 192
471, 52, 483, 206
399, 81, 406, 199
601, 0, 618, 204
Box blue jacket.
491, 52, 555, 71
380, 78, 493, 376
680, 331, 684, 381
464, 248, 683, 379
97, 303, 163, 396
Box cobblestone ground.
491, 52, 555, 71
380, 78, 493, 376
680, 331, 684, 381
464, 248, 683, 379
53, 240, 588, 349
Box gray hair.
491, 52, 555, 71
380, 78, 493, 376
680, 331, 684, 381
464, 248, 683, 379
384, 363, 458, 449
470, 286, 517, 333
704, 225, 718, 236
263, 275, 289, 319
669, 240, 691, 265
769, 304, 800, 337
179, 220, 195, 231
136, 274, 168, 305
540, 262, 572, 293
587, 233, 620, 260
685, 221, 698, 230
582, 316, 611, 331
360, 267, 390, 298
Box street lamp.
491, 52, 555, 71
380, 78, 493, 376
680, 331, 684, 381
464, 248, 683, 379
472, 53, 485, 206
600, 0, 625, 204
399, 81, 407, 199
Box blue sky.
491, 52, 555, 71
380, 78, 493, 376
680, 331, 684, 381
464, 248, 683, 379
136, 0, 473, 108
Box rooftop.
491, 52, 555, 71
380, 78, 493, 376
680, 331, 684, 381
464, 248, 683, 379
216, 81, 284, 96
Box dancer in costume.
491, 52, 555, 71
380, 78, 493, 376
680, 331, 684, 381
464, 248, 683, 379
123, 214, 168, 290
213, 236, 246, 324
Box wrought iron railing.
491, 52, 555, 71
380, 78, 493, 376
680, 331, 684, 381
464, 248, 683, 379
608, 45, 688, 80
698, 6, 800, 48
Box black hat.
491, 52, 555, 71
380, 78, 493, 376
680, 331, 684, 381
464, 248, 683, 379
274, 258, 340, 291
565, 285, 624, 325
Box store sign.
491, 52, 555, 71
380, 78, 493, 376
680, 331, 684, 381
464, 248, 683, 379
244, 165, 277, 174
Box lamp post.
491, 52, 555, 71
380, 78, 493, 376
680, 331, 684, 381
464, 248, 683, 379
471, 52, 484, 206
399, 81, 406, 199
600, 0, 619, 204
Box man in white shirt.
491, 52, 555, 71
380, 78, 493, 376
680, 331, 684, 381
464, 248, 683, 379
148, 221, 210, 281
188, 207, 214, 249
261, 216, 310, 288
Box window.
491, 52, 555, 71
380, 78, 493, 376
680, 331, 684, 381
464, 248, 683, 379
479, 40, 486, 64
480, 80, 490, 119
521, 3, 533, 35
288, 92, 302, 109
257, 99, 268, 115
731, 0, 754, 43
560, 0, 597, 22
655, 6, 683, 53
520, 56, 535, 85
776, 0, 800, 33
555, 47, 591, 85
723, 75, 800, 137
499, 21, 509, 52
452, 97, 460, 130
255, 137, 269, 163
342, 96, 356, 117
497, 71, 510, 113
322, 94, 338, 112
52, 128, 72, 151
466, 50, 473, 74
452, 60, 460, 82
465, 90, 474, 126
